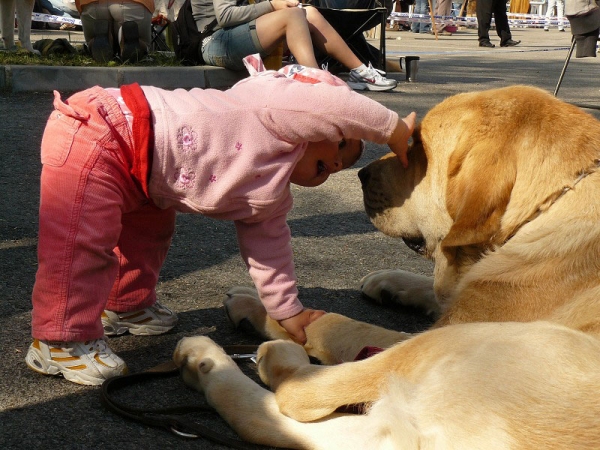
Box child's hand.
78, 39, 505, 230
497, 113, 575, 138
388, 112, 417, 168
278, 309, 326, 344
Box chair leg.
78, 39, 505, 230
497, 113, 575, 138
379, 8, 386, 71
554, 35, 576, 97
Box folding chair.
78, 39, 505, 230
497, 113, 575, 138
151, 0, 177, 52
554, 25, 600, 110
309, 0, 389, 71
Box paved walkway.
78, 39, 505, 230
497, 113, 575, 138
2, 24, 593, 98
2, 22, 599, 450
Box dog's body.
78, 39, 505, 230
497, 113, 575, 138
175, 86, 600, 449
0, 0, 35, 52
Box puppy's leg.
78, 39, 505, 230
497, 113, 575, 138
256, 338, 414, 422
174, 336, 389, 450
361, 269, 440, 316
174, 336, 309, 448
223, 286, 291, 340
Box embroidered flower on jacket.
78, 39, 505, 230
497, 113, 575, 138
174, 168, 196, 189
177, 126, 197, 152
235, 142, 242, 151
209, 175, 217, 183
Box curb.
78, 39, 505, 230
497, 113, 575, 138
0, 65, 246, 92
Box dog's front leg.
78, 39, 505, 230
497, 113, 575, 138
256, 338, 406, 423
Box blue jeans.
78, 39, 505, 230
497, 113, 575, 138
201, 20, 265, 71
411, 0, 431, 33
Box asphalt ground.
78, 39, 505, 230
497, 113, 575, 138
2, 24, 600, 449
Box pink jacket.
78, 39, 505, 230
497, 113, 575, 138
141, 75, 398, 320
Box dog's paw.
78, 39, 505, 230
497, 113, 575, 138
223, 286, 264, 331
256, 339, 310, 389
223, 287, 290, 340
361, 269, 439, 316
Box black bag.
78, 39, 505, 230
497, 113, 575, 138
171, 0, 217, 66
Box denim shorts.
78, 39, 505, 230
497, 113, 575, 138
201, 20, 265, 71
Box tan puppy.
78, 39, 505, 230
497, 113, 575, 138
0, 0, 35, 52
177, 86, 600, 449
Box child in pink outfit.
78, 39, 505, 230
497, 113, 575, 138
26, 57, 416, 385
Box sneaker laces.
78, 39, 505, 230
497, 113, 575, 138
86, 338, 109, 355
362, 62, 387, 82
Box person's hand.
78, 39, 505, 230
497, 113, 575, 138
388, 112, 417, 168
270, 0, 300, 10
278, 309, 326, 344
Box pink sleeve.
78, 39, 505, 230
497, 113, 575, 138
234, 193, 303, 321
233, 77, 399, 145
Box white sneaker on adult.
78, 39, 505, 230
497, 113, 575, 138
347, 63, 397, 92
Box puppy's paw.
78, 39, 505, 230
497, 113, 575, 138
173, 336, 237, 391
223, 287, 290, 340
256, 340, 310, 389
361, 269, 439, 316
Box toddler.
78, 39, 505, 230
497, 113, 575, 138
25, 56, 416, 385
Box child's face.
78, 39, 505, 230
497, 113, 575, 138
290, 139, 364, 187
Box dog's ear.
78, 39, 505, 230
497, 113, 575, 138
199, 358, 215, 374
173, 340, 186, 368
441, 141, 517, 266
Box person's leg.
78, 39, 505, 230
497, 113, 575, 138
411, 0, 422, 32
108, 1, 152, 50
557, 0, 565, 31
101, 202, 177, 336
419, 0, 431, 33
108, 0, 152, 60
31, 89, 146, 343
201, 21, 266, 71
255, 7, 319, 67
106, 203, 176, 313
544, 0, 555, 30
476, 0, 492, 44
303, 6, 365, 70
492, 0, 512, 42
79, 1, 116, 61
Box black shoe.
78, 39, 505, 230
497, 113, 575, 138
500, 39, 521, 47
90, 19, 114, 63
479, 40, 495, 48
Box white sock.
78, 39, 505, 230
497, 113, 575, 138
352, 64, 367, 73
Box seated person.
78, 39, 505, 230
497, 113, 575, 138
75, 0, 154, 62
192, 0, 397, 91
36, 0, 81, 29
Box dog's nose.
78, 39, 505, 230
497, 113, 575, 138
358, 166, 370, 187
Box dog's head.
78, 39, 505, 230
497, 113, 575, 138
360, 86, 600, 301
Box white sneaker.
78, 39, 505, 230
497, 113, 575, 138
347, 62, 397, 92
102, 302, 178, 336
25, 338, 128, 386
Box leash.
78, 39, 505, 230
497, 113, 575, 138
100, 344, 273, 450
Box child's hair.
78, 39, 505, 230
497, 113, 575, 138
342, 139, 365, 170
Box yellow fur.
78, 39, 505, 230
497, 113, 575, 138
179, 86, 600, 449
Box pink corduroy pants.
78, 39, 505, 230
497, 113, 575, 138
31, 87, 176, 342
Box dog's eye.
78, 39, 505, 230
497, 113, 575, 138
402, 237, 426, 255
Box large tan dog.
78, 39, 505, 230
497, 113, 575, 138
0, 0, 35, 52
174, 86, 600, 449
